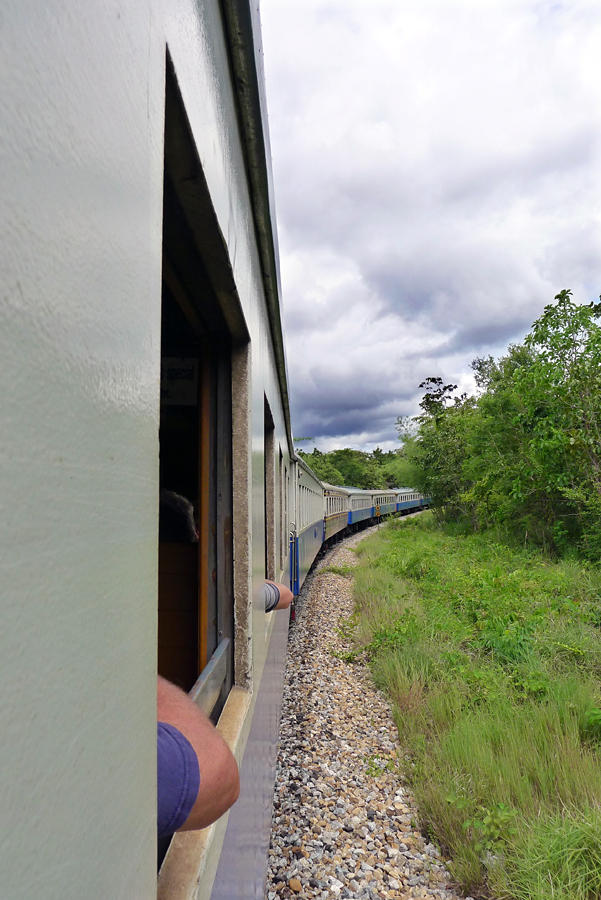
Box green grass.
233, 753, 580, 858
491, 810, 601, 900
320, 563, 355, 578
350, 512, 601, 897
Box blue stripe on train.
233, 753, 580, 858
348, 507, 373, 525
295, 521, 324, 593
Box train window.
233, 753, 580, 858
158, 263, 234, 697
264, 398, 275, 582
157, 52, 250, 882
158, 285, 201, 692
158, 62, 243, 706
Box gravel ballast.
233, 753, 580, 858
266, 524, 470, 900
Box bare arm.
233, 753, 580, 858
266, 580, 294, 610
157, 676, 240, 830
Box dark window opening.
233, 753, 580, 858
158, 60, 236, 704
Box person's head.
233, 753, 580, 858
159, 490, 198, 542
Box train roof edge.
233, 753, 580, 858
219, 0, 294, 455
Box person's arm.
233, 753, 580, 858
157, 676, 240, 830
266, 580, 294, 610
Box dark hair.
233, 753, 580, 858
159, 490, 198, 542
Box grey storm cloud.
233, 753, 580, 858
262, 0, 601, 450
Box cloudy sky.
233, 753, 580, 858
261, 0, 601, 452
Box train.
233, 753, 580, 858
0, 2, 426, 899
292, 469, 428, 595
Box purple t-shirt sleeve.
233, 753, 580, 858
157, 722, 201, 838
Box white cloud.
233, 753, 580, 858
262, 0, 601, 449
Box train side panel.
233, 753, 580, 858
349, 506, 374, 524
0, 2, 166, 897
297, 522, 325, 590
373, 491, 397, 516
0, 1, 295, 899
293, 460, 325, 592
348, 490, 374, 525
394, 490, 429, 512
323, 484, 350, 541
158, 3, 296, 898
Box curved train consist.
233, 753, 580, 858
292, 464, 428, 595
0, 2, 425, 899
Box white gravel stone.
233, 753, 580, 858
265, 523, 464, 900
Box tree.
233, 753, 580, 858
397, 290, 601, 558
515, 290, 601, 555
296, 447, 393, 490
297, 450, 344, 486
417, 377, 460, 418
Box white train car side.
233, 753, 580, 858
0, 2, 296, 899
371, 490, 398, 517
395, 488, 428, 513
348, 489, 375, 528
293, 458, 325, 594
323, 483, 351, 542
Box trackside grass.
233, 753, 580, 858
351, 513, 601, 898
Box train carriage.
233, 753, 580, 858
372, 490, 398, 517
293, 459, 325, 595
323, 483, 351, 542
0, 0, 435, 894
396, 488, 425, 512
348, 489, 375, 526
0, 2, 297, 899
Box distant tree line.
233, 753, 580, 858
398, 290, 601, 559
295, 446, 416, 491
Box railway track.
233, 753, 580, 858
266, 522, 469, 900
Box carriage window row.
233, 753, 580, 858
298, 482, 324, 531
348, 493, 423, 511
298, 487, 423, 533
374, 495, 395, 506
325, 494, 346, 516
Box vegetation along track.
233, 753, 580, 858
266, 518, 467, 900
